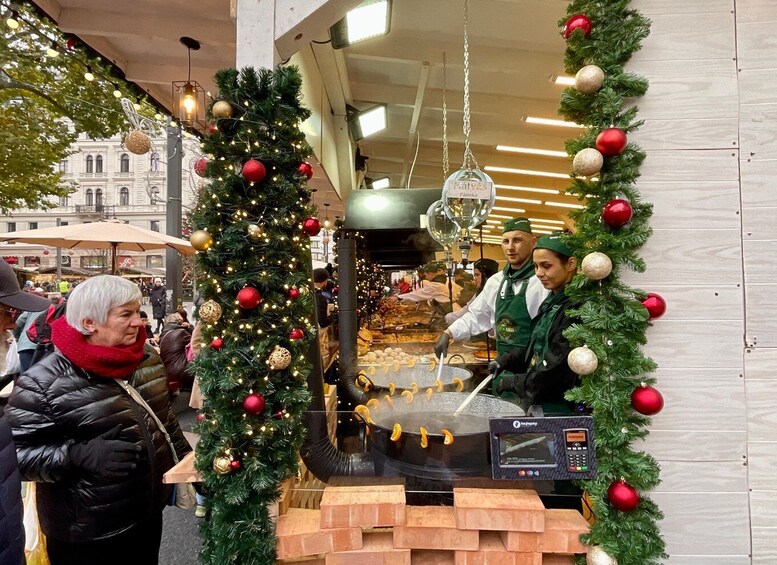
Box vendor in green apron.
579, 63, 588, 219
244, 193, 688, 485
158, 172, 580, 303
434, 217, 549, 395
493, 233, 580, 412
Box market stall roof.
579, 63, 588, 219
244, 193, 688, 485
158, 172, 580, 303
36, 266, 95, 277
28, 0, 574, 235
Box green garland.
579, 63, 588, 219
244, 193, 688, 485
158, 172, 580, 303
558, 1, 667, 564
190, 66, 315, 564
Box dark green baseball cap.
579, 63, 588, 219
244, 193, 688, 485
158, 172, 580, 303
501, 217, 532, 234
534, 233, 573, 257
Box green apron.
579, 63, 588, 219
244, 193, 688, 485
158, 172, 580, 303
523, 289, 571, 413
492, 262, 535, 396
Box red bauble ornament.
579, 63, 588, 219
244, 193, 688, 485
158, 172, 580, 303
302, 217, 321, 237
563, 14, 593, 39
237, 287, 262, 309
332, 286, 339, 296
242, 159, 267, 183
229, 460, 241, 471
608, 480, 640, 512
66, 37, 76, 50
196, 413, 205, 423
601, 199, 633, 228
210, 337, 224, 350
595, 128, 628, 157
207, 123, 219, 135
642, 292, 666, 320
632, 385, 664, 416
297, 162, 314, 180
289, 288, 301, 300
194, 157, 209, 177
273, 409, 287, 420
243, 393, 266, 415
289, 328, 305, 340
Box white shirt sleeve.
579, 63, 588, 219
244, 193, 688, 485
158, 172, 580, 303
447, 272, 503, 340
397, 282, 452, 303
446, 272, 550, 340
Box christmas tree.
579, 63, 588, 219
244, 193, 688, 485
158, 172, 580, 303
189, 66, 317, 564
558, 1, 667, 563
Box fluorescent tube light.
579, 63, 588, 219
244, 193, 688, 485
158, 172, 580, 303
524, 116, 584, 129
485, 166, 569, 180
496, 145, 568, 158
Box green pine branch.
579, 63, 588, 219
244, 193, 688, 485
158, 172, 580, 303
190, 65, 315, 564
558, 1, 666, 563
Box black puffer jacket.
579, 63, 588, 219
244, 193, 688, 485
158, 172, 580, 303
149, 285, 167, 319
6, 345, 191, 543
0, 408, 24, 565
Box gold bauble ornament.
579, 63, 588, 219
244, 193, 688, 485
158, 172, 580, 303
124, 130, 151, 155
587, 546, 618, 565
213, 455, 232, 475
575, 64, 605, 94
268, 345, 292, 370
572, 148, 604, 176
581, 252, 613, 280
189, 230, 213, 251
247, 224, 265, 240
568, 346, 599, 376
199, 299, 223, 324
212, 100, 233, 119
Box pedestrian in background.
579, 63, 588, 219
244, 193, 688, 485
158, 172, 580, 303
149, 277, 167, 334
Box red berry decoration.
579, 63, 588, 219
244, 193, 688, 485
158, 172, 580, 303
196, 413, 205, 423
302, 217, 321, 237
210, 337, 225, 350
289, 287, 301, 300
595, 128, 628, 157
237, 287, 262, 309
601, 199, 633, 228
289, 328, 305, 340
194, 157, 209, 177
207, 122, 219, 135
631, 385, 664, 416
241, 159, 266, 183
297, 162, 314, 179
642, 292, 666, 320
608, 480, 640, 512
229, 460, 241, 471
273, 409, 287, 420
562, 14, 592, 39
243, 393, 266, 415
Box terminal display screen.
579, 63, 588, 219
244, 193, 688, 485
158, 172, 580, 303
499, 432, 557, 467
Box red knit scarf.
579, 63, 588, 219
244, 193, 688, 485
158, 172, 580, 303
51, 317, 147, 379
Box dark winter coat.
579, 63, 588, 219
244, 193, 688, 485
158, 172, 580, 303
6, 345, 191, 544
149, 285, 167, 319
159, 323, 193, 391
0, 408, 24, 565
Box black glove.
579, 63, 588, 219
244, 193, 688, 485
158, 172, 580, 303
434, 332, 451, 358
70, 425, 142, 479
488, 359, 501, 374
495, 373, 518, 395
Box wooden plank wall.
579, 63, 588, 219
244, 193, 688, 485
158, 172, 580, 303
625, 0, 756, 562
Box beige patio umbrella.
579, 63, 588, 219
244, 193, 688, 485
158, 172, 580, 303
0, 219, 195, 275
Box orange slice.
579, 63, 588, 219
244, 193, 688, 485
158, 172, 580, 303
388, 383, 396, 395
426, 388, 434, 401
393, 362, 401, 372
353, 405, 372, 424
368, 366, 377, 376
453, 377, 464, 392
434, 378, 444, 392
384, 394, 394, 407
381, 363, 390, 374
401, 390, 414, 404
366, 398, 380, 410
441, 429, 454, 445
407, 358, 416, 368
429, 359, 437, 371
419, 427, 429, 448
410, 382, 419, 394
390, 423, 402, 442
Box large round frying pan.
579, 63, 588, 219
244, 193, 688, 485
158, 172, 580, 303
356, 356, 473, 394
354, 392, 523, 472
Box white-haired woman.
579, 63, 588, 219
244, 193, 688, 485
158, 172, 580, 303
7, 275, 190, 565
